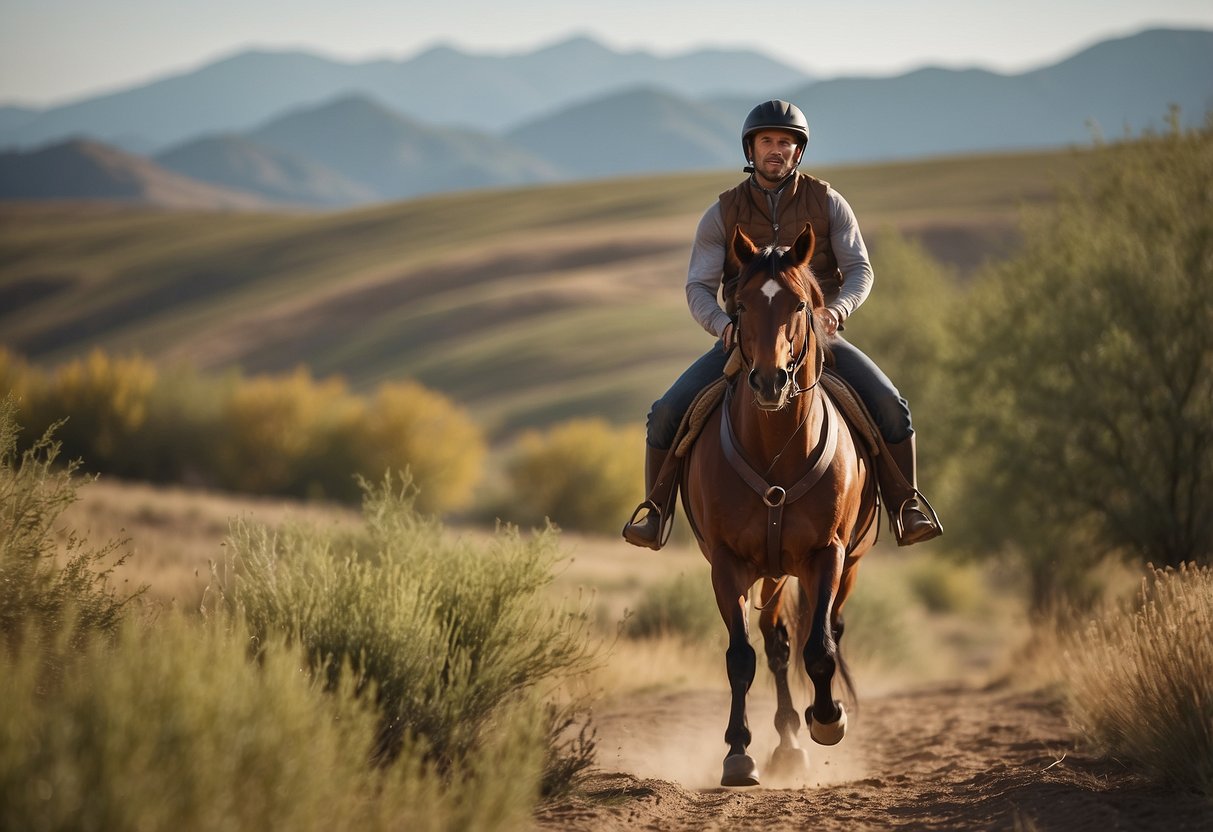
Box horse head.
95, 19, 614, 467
729, 223, 828, 410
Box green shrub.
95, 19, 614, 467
118, 364, 233, 484
9, 351, 487, 514
214, 474, 596, 797
24, 350, 157, 475
625, 571, 720, 643
501, 419, 644, 534
836, 571, 921, 671
905, 555, 983, 614
0, 397, 140, 651
0, 613, 547, 832
947, 118, 1213, 608
355, 380, 486, 513
1063, 563, 1213, 795
215, 367, 364, 497
0, 349, 33, 415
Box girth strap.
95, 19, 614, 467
719, 388, 840, 577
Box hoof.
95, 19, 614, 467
767, 746, 809, 777
809, 702, 848, 746
721, 753, 760, 787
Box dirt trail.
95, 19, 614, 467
537, 685, 1210, 831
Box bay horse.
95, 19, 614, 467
683, 223, 879, 787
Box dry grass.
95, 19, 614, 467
1062, 564, 1213, 795
59, 478, 359, 609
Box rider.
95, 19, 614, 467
622, 99, 942, 549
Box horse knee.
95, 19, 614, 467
726, 641, 756, 691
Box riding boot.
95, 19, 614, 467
622, 445, 672, 550
880, 435, 943, 546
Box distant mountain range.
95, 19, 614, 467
1, 28, 1209, 209
0, 36, 811, 152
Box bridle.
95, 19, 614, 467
733, 251, 825, 404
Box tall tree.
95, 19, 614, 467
948, 113, 1213, 608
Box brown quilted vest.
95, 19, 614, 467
718, 171, 843, 315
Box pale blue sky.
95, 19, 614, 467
2, 0, 1211, 106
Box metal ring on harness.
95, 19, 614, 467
763, 485, 787, 507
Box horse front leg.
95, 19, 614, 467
801, 543, 849, 746
758, 579, 808, 777
713, 552, 760, 786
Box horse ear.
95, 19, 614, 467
731, 226, 760, 266
790, 223, 816, 267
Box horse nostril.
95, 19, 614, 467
748, 369, 761, 392
775, 369, 789, 391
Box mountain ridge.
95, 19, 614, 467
0, 35, 810, 151
1, 28, 1208, 207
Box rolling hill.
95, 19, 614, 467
0, 139, 271, 210
153, 134, 377, 207
0, 147, 1099, 438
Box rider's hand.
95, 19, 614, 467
722, 322, 736, 350
816, 307, 840, 336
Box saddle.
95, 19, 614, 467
672, 366, 881, 462
645, 350, 893, 545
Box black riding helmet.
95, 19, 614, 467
741, 100, 809, 171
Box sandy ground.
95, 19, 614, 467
537, 684, 1211, 831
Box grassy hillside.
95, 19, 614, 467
1, 148, 1097, 438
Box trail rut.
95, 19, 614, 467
538, 685, 1210, 831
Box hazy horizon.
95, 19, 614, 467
3, 0, 1212, 108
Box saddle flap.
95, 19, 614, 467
819, 368, 881, 459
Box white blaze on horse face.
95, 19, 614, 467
760, 279, 782, 305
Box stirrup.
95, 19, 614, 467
622, 500, 674, 549
890, 490, 943, 544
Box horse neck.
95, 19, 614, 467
729, 377, 825, 483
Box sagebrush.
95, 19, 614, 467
0, 396, 140, 651
214, 473, 598, 796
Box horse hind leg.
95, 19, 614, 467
758, 580, 809, 778
802, 546, 849, 746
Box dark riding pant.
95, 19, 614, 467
831, 336, 914, 444
645, 335, 913, 450
646, 339, 729, 450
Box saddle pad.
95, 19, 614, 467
674, 376, 729, 458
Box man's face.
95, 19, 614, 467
750, 129, 802, 185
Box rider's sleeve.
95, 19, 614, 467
685, 203, 734, 338
828, 189, 874, 323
